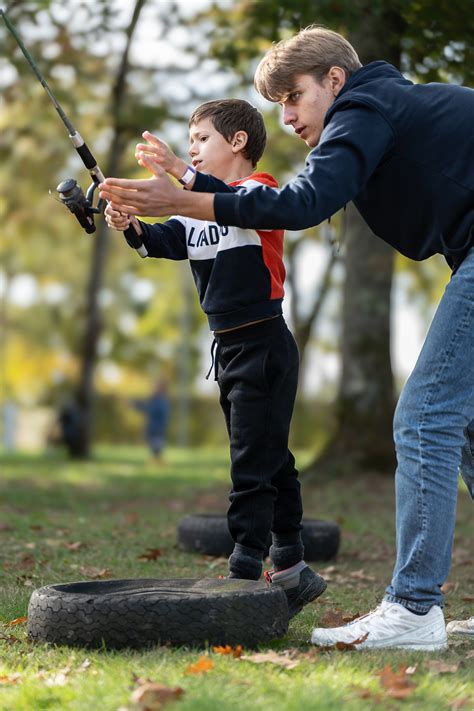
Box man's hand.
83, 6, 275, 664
99, 165, 183, 217
135, 131, 188, 181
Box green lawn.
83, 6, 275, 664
0, 446, 472, 710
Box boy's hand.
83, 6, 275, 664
104, 203, 142, 235
136, 131, 188, 182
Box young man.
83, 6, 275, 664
104, 98, 327, 618
100, 26, 474, 651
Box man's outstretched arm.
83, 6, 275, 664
99, 167, 216, 221
100, 105, 394, 231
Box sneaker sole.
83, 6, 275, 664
311, 634, 448, 651
288, 576, 327, 619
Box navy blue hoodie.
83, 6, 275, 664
209, 62, 474, 265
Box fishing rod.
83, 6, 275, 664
0, 8, 147, 256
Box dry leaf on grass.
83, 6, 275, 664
425, 660, 460, 674
65, 541, 86, 551
319, 609, 360, 627
185, 656, 214, 675
0, 673, 21, 685
352, 686, 384, 703
465, 650, 474, 660
6, 616, 27, 627
0, 632, 22, 645
377, 665, 416, 699
212, 644, 242, 658
18, 554, 35, 570
137, 548, 162, 561
240, 651, 299, 669
461, 595, 474, 602
130, 682, 184, 710
441, 582, 459, 594
449, 698, 472, 710
79, 565, 112, 579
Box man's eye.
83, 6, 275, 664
290, 92, 301, 102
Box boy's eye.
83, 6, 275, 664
200, 136, 208, 142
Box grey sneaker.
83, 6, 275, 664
446, 617, 474, 636
266, 562, 327, 619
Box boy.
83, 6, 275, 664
101, 27, 474, 650
105, 99, 327, 618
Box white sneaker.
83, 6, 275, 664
446, 617, 474, 636
311, 600, 448, 651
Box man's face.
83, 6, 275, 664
188, 118, 236, 180
279, 72, 342, 148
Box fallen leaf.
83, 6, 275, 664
0, 524, 13, 532
0, 632, 22, 644
79, 658, 92, 671
6, 616, 27, 627
0, 673, 21, 685
461, 596, 474, 602
449, 698, 472, 710
185, 656, 214, 675
352, 686, 384, 703
334, 634, 369, 651
212, 644, 242, 658
65, 541, 86, 551
240, 651, 299, 669
441, 582, 459, 594
130, 682, 184, 710
348, 569, 376, 582
405, 665, 418, 675
79, 565, 112, 579
319, 609, 350, 627
18, 553, 35, 570
378, 665, 416, 699
465, 650, 474, 660
16, 575, 36, 587
137, 548, 162, 561
426, 660, 459, 674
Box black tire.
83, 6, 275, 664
177, 514, 340, 561
27, 577, 288, 650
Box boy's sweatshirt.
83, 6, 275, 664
138, 172, 285, 331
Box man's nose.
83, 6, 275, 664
282, 106, 296, 126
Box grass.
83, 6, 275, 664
0, 445, 472, 710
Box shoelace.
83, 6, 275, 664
346, 605, 386, 627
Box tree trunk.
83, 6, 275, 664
69, 0, 147, 458
304, 7, 405, 477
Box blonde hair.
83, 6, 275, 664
255, 25, 362, 102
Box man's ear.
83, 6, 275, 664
231, 130, 249, 154
328, 66, 346, 96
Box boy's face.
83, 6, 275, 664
279, 71, 344, 148
188, 118, 239, 180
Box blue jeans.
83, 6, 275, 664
385, 247, 474, 613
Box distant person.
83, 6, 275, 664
100, 27, 474, 650
104, 98, 327, 619
131, 379, 170, 461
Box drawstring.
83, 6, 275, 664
205, 338, 220, 381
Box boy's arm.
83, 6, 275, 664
138, 218, 188, 260
100, 106, 394, 229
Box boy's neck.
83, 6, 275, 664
222, 158, 255, 184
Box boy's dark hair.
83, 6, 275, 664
189, 99, 266, 168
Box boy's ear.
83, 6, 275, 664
230, 130, 249, 154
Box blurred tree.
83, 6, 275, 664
0, 0, 205, 455
198, 0, 473, 475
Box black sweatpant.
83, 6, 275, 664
215, 316, 303, 578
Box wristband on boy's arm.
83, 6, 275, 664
178, 164, 196, 186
